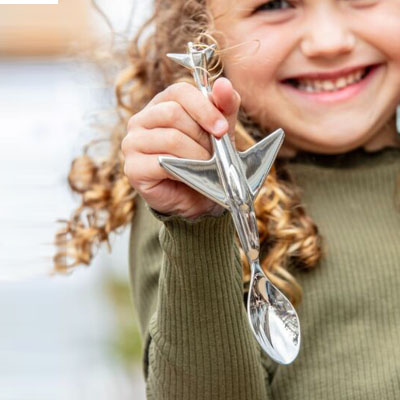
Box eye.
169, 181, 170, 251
255, 0, 293, 12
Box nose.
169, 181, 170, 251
300, 8, 355, 59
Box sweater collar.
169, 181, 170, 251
286, 146, 400, 169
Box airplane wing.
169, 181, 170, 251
238, 128, 284, 200
158, 155, 228, 208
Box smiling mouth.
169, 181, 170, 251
282, 65, 378, 93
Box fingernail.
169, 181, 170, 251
213, 119, 228, 135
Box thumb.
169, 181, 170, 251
211, 77, 241, 143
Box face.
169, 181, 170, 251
209, 0, 400, 154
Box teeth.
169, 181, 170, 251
322, 81, 335, 91
336, 77, 347, 89
315, 81, 323, 91
346, 73, 356, 85
294, 68, 366, 93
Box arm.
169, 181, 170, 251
129, 196, 271, 399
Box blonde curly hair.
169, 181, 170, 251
54, 0, 322, 308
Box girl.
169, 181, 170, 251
57, 0, 400, 398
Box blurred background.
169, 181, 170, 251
0, 1, 151, 398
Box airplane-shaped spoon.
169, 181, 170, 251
159, 42, 300, 364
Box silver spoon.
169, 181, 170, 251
248, 260, 300, 364
160, 42, 300, 364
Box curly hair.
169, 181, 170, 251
54, 0, 322, 308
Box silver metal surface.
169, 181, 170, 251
160, 42, 300, 364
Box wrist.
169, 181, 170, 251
149, 202, 226, 221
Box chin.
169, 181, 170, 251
289, 130, 370, 155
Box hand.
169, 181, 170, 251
121, 77, 241, 219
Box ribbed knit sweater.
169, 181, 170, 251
129, 147, 400, 399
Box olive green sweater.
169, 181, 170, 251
129, 148, 400, 399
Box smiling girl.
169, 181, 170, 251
58, 0, 400, 398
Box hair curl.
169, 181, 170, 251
54, 0, 322, 308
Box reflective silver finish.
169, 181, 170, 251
160, 42, 300, 364
248, 261, 300, 365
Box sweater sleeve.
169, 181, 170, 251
129, 196, 270, 399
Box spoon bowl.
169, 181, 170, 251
247, 261, 301, 365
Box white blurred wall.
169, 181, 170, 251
0, 1, 153, 398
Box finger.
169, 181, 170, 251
211, 77, 241, 141
124, 153, 179, 188
124, 152, 215, 217
128, 101, 212, 153
147, 82, 229, 137
131, 128, 212, 160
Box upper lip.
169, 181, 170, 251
282, 63, 379, 81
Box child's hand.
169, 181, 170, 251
122, 77, 241, 219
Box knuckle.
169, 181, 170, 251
121, 135, 130, 155
123, 159, 130, 178
148, 90, 163, 106
121, 132, 137, 155
122, 155, 132, 175
165, 82, 194, 101
165, 129, 181, 149
123, 159, 139, 187
162, 101, 181, 125
127, 114, 138, 132
168, 81, 190, 94
163, 84, 175, 98
122, 126, 144, 155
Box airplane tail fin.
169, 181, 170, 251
238, 129, 284, 200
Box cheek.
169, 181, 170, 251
372, 28, 400, 65
224, 25, 289, 73
361, 16, 400, 99
353, 7, 400, 64
222, 25, 294, 108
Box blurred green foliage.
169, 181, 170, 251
103, 275, 143, 366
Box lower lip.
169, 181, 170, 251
281, 65, 382, 104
